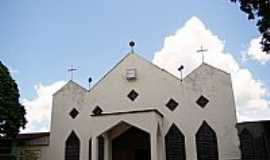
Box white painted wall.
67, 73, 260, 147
48, 53, 240, 160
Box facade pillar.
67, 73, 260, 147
158, 132, 165, 160
91, 136, 98, 160
81, 137, 90, 160
151, 132, 158, 160
104, 134, 111, 160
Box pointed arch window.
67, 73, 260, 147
196, 121, 218, 160
65, 131, 80, 160
165, 124, 186, 160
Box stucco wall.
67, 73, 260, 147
48, 53, 240, 160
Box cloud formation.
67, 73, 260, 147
21, 17, 270, 133
153, 17, 270, 122
245, 36, 270, 64
21, 81, 66, 133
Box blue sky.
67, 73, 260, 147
1, 0, 269, 132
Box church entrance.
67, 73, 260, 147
112, 126, 151, 160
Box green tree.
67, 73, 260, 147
231, 0, 270, 53
0, 61, 26, 137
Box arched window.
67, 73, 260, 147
65, 131, 80, 160
196, 121, 218, 160
239, 128, 255, 160
165, 124, 186, 160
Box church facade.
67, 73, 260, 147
12, 52, 241, 160
48, 53, 240, 160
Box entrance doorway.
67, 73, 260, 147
112, 126, 151, 160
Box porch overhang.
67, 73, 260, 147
90, 109, 163, 137
90, 108, 164, 160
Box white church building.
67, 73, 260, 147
16, 52, 241, 160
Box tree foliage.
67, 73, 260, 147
231, 0, 270, 53
0, 61, 26, 138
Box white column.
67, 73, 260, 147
151, 132, 158, 160
91, 136, 98, 160
81, 138, 89, 160
158, 133, 165, 160
104, 134, 111, 160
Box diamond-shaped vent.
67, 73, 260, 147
69, 108, 79, 119
166, 99, 179, 111
127, 90, 139, 101
196, 95, 209, 108
92, 106, 103, 115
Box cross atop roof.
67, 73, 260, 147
68, 65, 78, 80
197, 46, 208, 63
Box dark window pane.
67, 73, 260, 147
196, 121, 218, 160
69, 108, 79, 119
92, 106, 103, 115
65, 131, 80, 160
196, 96, 209, 108
127, 90, 139, 101
165, 124, 186, 160
166, 99, 179, 111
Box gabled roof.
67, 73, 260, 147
183, 62, 230, 82
53, 52, 231, 95
53, 80, 87, 96
88, 52, 181, 92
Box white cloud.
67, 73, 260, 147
245, 36, 270, 64
19, 17, 270, 133
21, 81, 66, 133
153, 16, 270, 122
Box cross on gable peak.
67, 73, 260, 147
68, 65, 78, 80
197, 45, 208, 53
196, 45, 208, 63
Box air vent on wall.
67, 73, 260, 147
196, 95, 209, 108
126, 68, 137, 80
166, 99, 179, 111
92, 106, 103, 115
69, 108, 79, 119
127, 90, 139, 101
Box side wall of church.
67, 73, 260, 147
48, 54, 240, 160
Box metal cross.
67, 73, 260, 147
197, 46, 208, 63
68, 65, 78, 80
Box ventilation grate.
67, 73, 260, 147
92, 106, 103, 115
196, 95, 209, 108
166, 99, 179, 111
127, 90, 139, 101
69, 108, 79, 119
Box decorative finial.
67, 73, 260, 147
197, 46, 208, 63
88, 77, 92, 90
129, 41, 135, 53
178, 65, 184, 82
68, 65, 78, 80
